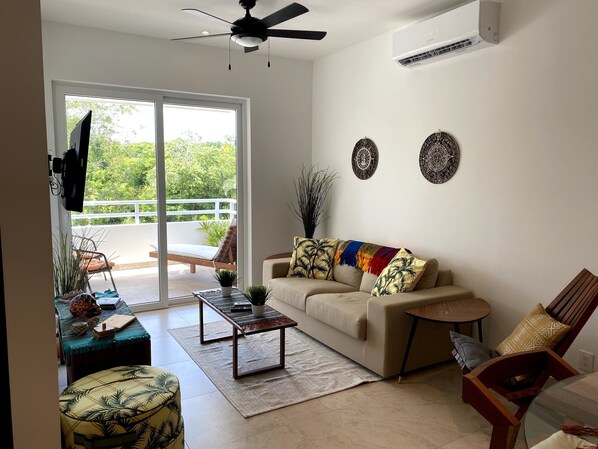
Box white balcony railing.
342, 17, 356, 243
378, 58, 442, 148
73, 198, 237, 225
71, 198, 237, 266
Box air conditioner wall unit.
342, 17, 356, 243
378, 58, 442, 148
392, 0, 500, 68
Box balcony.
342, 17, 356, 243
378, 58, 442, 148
73, 198, 236, 307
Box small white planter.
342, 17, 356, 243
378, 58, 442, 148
221, 286, 233, 297
252, 304, 265, 317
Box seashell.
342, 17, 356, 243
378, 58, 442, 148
71, 321, 89, 336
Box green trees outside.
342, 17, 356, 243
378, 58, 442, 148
66, 99, 236, 225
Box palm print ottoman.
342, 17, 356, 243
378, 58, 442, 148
59, 365, 184, 449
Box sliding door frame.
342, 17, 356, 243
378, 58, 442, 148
52, 81, 250, 312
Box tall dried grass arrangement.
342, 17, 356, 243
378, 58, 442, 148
52, 229, 106, 298
290, 165, 337, 239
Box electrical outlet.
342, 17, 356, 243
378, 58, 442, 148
579, 350, 594, 372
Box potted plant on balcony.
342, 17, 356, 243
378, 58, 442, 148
242, 285, 271, 317
214, 269, 237, 297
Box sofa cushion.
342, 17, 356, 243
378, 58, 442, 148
414, 258, 439, 290
333, 264, 364, 290
359, 272, 378, 293
269, 277, 356, 312
306, 292, 370, 340
496, 303, 570, 355
287, 237, 339, 280
371, 249, 428, 296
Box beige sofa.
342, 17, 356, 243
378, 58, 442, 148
263, 251, 474, 378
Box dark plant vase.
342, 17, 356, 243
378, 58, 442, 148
304, 223, 316, 239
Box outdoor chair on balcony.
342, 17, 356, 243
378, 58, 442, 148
77, 237, 117, 294
149, 222, 237, 273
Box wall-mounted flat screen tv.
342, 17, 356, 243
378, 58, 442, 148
60, 111, 91, 212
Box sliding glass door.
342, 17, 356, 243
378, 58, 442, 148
162, 102, 238, 302
54, 83, 244, 311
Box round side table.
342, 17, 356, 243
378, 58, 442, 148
399, 297, 491, 380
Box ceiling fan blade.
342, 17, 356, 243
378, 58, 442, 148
266, 29, 327, 40
171, 32, 232, 41
244, 46, 259, 53
260, 3, 308, 29
182, 8, 233, 26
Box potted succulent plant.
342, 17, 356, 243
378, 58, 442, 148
242, 285, 271, 317
214, 269, 237, 297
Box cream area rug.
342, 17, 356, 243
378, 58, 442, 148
168, 321, 381, 417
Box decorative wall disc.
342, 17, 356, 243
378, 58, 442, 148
419, 131, 460, 184
352, 137, 378, 180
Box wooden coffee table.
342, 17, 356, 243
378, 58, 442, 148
193, 288, 297, 379
399, 297, 491, 380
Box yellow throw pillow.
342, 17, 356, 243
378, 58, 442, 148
497, 303, 570, 355
371, 249, 427, 296
287, 237, 339, 280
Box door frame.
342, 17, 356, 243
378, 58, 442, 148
51, 81, 250, 312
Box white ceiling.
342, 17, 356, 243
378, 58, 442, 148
41, 0, 468, 61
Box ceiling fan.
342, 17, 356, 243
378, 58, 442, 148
173, 0, 327, 53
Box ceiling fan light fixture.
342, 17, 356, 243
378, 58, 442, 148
231, 34, 265, 47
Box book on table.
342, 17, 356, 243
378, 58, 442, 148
96, 297, 122, 310
100, 314, 136, 331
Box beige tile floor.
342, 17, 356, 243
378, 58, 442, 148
58, 303, 527, 449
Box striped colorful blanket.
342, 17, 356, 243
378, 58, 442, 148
334, 240, 410, 276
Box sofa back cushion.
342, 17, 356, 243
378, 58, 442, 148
413, 258, 439, 290
333, 264, 364, 290
359, 272, 378, 293
436, 270, 452, 287
361, 258, 447, 293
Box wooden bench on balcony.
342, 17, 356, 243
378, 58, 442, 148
149, 223, 237, 273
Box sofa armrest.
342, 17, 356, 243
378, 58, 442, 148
365, 285, 474, 376
263, 257, 291, 284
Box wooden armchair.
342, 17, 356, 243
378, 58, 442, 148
459, 268, 598, 449
544, 268, 598, 357
462, 349, 579, 449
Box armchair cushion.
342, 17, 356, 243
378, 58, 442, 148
450, 330, 499, 371
497, 303, 570, 355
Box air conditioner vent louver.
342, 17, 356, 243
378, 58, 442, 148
398, 38, 478, 67
392, 0, 500, 68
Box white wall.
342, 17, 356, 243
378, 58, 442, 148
312, 0, 598, 368
42, 22, 312, 283
1, 1, 62, 447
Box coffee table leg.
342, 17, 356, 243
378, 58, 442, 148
280, 328, 285, 369
399, 317, 419, 382
199, 301, 205, 344
233, 327, 239, 379
233, 327, 287, 379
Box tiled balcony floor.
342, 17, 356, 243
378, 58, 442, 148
87, 263, 219, 306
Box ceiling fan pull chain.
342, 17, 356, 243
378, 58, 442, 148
268, 39, 271, 68
228, 38, 232, 71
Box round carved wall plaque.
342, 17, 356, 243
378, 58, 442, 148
419, 131, 460, 184
352, 137, 378, 180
